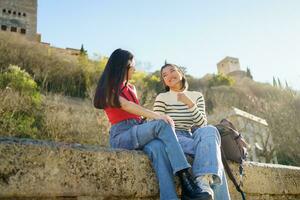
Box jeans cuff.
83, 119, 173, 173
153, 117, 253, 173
193, 169, 223, 185
173, 164, 191, 175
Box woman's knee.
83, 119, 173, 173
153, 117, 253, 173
144, 139, 165, 153
204, 125, 219, 133
152, 119, 172, 134
194, 125, 220, 140
155, 119, 169, 128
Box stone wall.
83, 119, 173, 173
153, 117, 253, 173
217, 56, 241, 75
1, 137, 300, 200
0, 0, 39, 41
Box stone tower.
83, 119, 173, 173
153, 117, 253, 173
217, 56, 241, 75
0, 0, 39, 41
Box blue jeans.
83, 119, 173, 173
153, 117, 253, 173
176, 125, 231, 200
212, 170, 231, 200
109, 119, 191, 200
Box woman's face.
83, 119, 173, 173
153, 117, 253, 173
127, 58, 136, 80
161, 65, 183, 89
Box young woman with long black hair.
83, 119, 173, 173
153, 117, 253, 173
94, 49, 211, 200
154, 63, 231, 200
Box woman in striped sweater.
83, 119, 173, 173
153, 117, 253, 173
154, 64, 231, 200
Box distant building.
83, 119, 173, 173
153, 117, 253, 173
209, 107, 278, 164
217, 56, 248, 80
0, 0, 81, 56
217, 56, 241, 75
41, 42, 81, 57
0, 0, 40, 41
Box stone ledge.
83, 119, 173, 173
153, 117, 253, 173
0, 137, 300, 200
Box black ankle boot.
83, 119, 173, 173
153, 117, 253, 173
177, 169, 212, 200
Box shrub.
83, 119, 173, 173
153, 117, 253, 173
0, 65, 42, 138
0, 32, 107, 98
0, 65, 41, 104
208, 73, 235, 87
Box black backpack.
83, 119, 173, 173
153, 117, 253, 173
215, 119, 249, 200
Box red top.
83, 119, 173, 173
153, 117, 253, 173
104, 83, 142, 125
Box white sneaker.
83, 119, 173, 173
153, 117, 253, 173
195, 174, 214, 199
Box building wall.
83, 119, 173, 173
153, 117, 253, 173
217, 57, 241, 75
208, 107, 278, 164
0, 0, 39, 41
228, 115, 277, 163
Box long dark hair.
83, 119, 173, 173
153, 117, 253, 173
94, 48, 134, 109
160, 63, 188, 91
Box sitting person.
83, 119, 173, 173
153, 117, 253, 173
153, 63, 231, 200
94, 49, 212, 200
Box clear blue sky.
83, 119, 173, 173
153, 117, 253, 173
38, 0, 300, 90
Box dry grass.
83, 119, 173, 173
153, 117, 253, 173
0, 90, 110, 146
0, 89, 39, 137
42, 93, 110, 146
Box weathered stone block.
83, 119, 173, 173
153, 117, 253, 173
0, 137, 300, 200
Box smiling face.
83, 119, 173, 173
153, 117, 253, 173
161, 65, 184, 90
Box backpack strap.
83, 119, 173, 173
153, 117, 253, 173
221, 147, 246, 200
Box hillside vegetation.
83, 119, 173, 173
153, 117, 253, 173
0, 32, 299, 166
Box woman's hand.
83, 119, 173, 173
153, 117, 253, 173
154, 114, 175, 127
177, 92, 195, 108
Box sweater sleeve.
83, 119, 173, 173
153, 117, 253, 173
187, 92, 207, 127
153, 94, 166, 115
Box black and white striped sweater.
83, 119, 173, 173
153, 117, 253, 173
153, 90, 207, 132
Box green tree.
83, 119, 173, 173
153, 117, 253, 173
246, 67, 253, 79
285, 80, 289, 89
80, 44, 88, 56
277, 77, 282, 88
